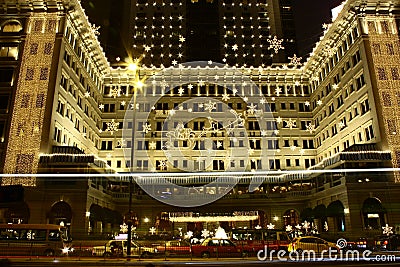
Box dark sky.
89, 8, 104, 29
293, 0, 344, 56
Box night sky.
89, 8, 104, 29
82, 0, 345, 60
294, 0, 345, 56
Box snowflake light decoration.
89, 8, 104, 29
222, 93, 230, 101
302, 221, 311, 230
382, 224, 393, 236
117, 138, 126, 148
110, 87, 121, 98
149, 141, 156, 150
247, 103, 258, 115
285, 119, 296, 129
267, 36, 284, 54
90, 23, 100, 36
160, 80, 169, 88
201, 229, 210, 238
306, 123, 315, 133
185, 231, 194, 239
142, 123, 152, 134
149, 227, 157, 235
106, 119, 119, 135
27, 231, 33, 240
288, 54, 303, 67
204, 100, 216, 112
120, 223, 128, 233
286, 225, 293, 232
158, 160, 167, 170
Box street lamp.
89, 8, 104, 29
126, 59, 145, 258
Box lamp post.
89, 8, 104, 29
126, 61, 144, 257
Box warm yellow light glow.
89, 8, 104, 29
128, 63, 138, 71
136, 80, 145, 88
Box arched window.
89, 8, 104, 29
49, 201, 72, 226
1, 21, 23, 33
362, 197, 386, 230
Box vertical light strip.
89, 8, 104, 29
365, 16, 400, 182
2, 13, 59, 186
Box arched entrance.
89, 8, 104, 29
89, 204, 105, 234
327, 200, 345, 232
49, 201, 72, 226
313, 204, 327, 232
362, 197, 386, 230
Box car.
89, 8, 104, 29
288, 236, 338, 253
231, 229, 290, 254
374, 235, 400, 251
191, 238, 244, 258
345, 237, 373, 251
92, 240, 157, 257
155, 240, 191, 256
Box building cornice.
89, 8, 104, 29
304, 0, 400, 76
0, 0, 110, 75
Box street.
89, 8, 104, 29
1, 256, 400, 267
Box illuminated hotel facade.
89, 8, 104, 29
0, 0, 400, 240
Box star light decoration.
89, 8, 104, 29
267, 223, 275, 229
382, 224, 393, 236
267, 36, 284, 54
106, 119, 119, 135
286, 225, 293, 232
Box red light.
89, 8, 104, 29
384, 240, 388, 245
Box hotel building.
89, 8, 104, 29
0, 0, 399, 240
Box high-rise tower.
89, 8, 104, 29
119, 0, 298, 67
